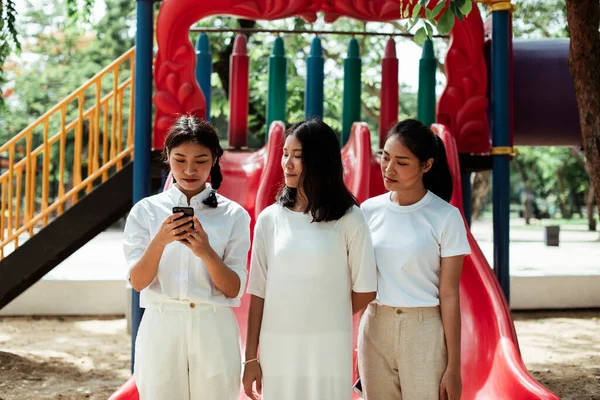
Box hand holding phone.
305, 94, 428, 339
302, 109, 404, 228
155, 209, 194, 246
172, 207, 194, 230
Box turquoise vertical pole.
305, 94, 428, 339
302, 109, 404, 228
305, 37, 324, 120
492, 9, 511, 303
195, 33, 212, 121
266, 37, 287, 138
342, 38, 361, 146
417, 39, 437, 127
132, 0, 154, 372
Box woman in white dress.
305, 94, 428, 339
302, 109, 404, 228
124, 116, 251, 400
358, 119, 470, 400
242, 119, 378, 400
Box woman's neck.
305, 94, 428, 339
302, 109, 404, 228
175, 182, 207, 205
291, 187, 308, 212
390, 184, 428, 206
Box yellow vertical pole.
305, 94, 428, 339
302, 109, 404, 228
58, 107, 66, 215
42, 119, 50, 226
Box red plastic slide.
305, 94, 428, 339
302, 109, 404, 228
110, 122, 558, 400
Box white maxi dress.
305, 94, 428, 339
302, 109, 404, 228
247, 204, 377, 400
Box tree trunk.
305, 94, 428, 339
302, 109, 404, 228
587, 184, 597, 231
556, 166, 571, 218
515, 161, 533, 224
565, 0, 600, 222
471, 171, 491, 220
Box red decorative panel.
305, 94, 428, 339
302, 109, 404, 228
437, 1, 490, 154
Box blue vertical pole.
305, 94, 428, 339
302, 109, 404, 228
195, 33, 212, 121
462, 172, 472, 227
491, 9, 511, 303
305, 37, 324, 120
132, 0, 154, 371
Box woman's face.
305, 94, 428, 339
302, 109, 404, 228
168, 142, 214, 193
282, 134, 304, 189
381, 136, 432, 192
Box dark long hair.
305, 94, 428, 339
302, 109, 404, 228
386, 119, 453, 202
277, 119, 357, 222
162, 115, 223, 208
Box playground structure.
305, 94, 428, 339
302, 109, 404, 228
0, 0, 591, 399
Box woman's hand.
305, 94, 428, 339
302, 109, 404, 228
242, 360, 263, 400
154, 213, 194, 247
181, 216, 213, 258
440, 367, 462, 400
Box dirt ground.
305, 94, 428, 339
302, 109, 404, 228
0, 311, 599, 400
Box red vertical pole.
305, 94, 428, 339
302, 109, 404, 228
228, 35, 249, 148
379, 38, 399, 148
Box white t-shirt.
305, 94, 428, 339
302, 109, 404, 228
247, 204, 377, 399
361, 191, 470, 307
123, 184, 251, 308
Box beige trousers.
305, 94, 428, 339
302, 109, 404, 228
358, 304, 447, 400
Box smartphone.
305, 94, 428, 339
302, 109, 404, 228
172, 206, 194, 230
353, 378, 363, 397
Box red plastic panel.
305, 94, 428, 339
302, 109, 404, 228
437, 1, 491, 154
341, 122, 372, 204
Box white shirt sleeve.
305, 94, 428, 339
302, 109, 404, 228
223, 208, 252, 299
123, 201, 150, 278
440, 207, 471, 258
247, 214, 268, 299
346, 208, 378, 293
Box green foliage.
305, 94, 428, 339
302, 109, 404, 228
512, 0, 569, 38
511, 147, 590, 219
0, 0, 21, 109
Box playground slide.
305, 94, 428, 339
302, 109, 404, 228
110, 121, 558, 400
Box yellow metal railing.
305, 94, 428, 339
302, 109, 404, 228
0, 47, 136, 259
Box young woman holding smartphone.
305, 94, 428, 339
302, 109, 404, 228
242, 119, 378, 400
123, 116, 251, 399
358, 119, 470, 400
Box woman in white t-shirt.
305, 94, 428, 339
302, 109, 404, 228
242, 119, 378, 400
358, 119, 470, 400
123, 116, 251, 400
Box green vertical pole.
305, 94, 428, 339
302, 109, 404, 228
417, 38, 437, 127
266, 37, 287, 138
342, 38, 361, 146
305, 37, 324, 120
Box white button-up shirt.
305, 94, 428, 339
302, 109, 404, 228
123, 184, 251, 308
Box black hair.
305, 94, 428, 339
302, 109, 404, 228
386, 119, 453, 202
277, 119, 358, 222
162, 115, 223, 208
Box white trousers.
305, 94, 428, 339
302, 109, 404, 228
134, 299, 241, 400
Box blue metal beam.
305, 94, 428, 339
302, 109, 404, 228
132, 0, 155, 372
491, 9, 511, 304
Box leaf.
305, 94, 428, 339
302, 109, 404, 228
414, 27, 427, 45
431, 1, 446, 19
426, 8, 433, 22
437, 7, 456, 34
451, 3, 465, 21
460, 0, 473, 16
425, 21, 434, 38
455, 0, 466, 9
413, 3, 422, 18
